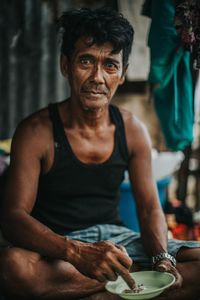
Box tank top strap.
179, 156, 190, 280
109, 104, 130, 162
48, 103, 68, 149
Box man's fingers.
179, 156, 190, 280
156, 263, 169, 272
118, 256, 133, 270
115, 247, 132, 270
155, 262, 183, 290
169, 267, 183, 289
110, 244, 135, 288
112, 262, 136, 289
101, 265, 118, 282
120, 270, 136, 290
115, 244, 129, 256
96, 273, 109, 282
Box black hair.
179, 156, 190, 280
57, 7, 134, 68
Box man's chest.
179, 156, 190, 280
64, 126, 115, 164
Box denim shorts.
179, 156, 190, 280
67, 224, 200, 267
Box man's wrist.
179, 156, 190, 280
152, 252, 176, 267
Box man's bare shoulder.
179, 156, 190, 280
18, 107, 51, 133
10, 106, 53, 162
14, 107, 52, 142
117, 107, 147, 134
117, 106, 152, 156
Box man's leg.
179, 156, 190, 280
2, 246, 199, 300
0, 247, 104, 299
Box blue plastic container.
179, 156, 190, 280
119, 176, 171, 232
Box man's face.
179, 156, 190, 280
61, 37, 126, 112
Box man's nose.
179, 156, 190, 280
91, 65, 105, 84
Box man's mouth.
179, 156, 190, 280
81, 90, 107, 95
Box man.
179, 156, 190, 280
0, 7, 200, 300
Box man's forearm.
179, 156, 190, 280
2, 210, 67, 259
139, 207, 168, 257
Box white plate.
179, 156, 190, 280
105, 271, 175, 299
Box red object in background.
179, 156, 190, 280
193, 224, 200, 241
171, 224, 193, 240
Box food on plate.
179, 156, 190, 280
123, 284, 144, 294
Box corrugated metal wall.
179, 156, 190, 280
0, 0, 69, 139
0, 0, 117, 139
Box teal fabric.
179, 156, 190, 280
146, 0, 194, 151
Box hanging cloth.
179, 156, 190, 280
142, 0, 194, 151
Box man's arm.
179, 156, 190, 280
1, 114, 68, 259
125, 114, 168, 256
123, 111, 182, 287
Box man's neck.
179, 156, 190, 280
64, 98, 111, 130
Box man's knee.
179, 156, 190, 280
0, 247, 42, 298
0, 247, 24, 279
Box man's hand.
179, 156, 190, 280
65, 239, 136, 289
153, 259, 183, 289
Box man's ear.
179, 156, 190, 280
119, 75, 125, 86
119, 65, 128, 85
60, 54, 69, 78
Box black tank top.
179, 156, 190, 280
32, 103, 129, 235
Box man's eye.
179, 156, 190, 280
80, 58, 91, 65
105, 62, 117, 69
